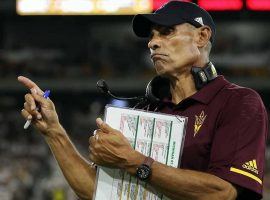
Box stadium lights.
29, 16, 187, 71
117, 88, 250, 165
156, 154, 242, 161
17, 0, 49, 13
58, 0, 94, 13
17, 0, 152, 15
16, 0, 270, 15
152, 0, 192, 10
198, 0, 243, 11
246, 0, 270, 11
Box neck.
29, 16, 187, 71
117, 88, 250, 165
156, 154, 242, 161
169, 72, 197, 104
169, 57, 209, 104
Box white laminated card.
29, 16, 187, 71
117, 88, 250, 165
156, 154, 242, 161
93, 105, 187, 200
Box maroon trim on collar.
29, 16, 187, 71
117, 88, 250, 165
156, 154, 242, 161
188, 75, 230, 104
161, 75, 230, 106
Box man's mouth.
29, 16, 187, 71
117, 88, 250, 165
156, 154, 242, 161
151, 53, 168, 61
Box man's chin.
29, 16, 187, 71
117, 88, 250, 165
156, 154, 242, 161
154, 67, 174, 79
155, 67, 171, 77
155, 69, 165, 76
154, 64, 166, 75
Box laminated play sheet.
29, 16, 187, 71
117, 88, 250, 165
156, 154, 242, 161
93, 105, 188, 200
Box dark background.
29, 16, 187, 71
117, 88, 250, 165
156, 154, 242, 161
0, 0, 269, 199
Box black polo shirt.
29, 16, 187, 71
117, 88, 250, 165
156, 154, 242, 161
158, 76, 268, 198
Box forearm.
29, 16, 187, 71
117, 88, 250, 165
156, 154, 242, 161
126, 153, 237, 200
45, 125, 96, 200
148, 162, 237, 200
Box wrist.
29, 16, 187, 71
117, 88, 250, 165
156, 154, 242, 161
125, 151, 146, 175
136, 156, 155, 181
44, 123, 66, 140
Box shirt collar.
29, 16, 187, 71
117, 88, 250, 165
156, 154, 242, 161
187, 75, 230, 104
161, 75, 230, 106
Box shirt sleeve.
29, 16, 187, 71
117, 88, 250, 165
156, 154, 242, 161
207, 88, 268, 198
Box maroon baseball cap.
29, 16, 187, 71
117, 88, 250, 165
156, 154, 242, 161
132, 1, 216, 42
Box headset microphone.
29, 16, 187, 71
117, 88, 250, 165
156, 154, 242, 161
96, 79, 144, 101
96, 79, 109, 94
97, 62, 217, 108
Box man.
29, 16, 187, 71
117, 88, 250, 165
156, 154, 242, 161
19, 1, 268, 200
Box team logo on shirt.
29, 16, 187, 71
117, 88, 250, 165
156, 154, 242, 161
242, 159, 259, 174
194, 111, 207, 137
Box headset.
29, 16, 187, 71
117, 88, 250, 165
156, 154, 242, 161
144, 62, 218, 103
97, 62, 218, 105
191, 62, 218, 90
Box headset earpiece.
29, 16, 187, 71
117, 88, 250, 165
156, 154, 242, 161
191, 62, 217, 90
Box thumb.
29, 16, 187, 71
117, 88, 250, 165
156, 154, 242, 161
96, 118, 114, 133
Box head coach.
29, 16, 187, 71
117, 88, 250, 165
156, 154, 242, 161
19, 1, 268, 200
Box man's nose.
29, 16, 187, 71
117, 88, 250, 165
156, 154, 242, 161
148, 37, 161, 50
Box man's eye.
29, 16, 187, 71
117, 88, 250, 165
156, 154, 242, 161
160, 27, 174, 35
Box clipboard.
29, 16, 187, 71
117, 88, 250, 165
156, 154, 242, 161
93, 105, 188, 200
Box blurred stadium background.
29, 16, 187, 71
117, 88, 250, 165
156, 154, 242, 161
0, 0, 269, 199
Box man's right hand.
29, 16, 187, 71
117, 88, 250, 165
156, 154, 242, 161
18, 76, 96, 200
18, 76, 61, 136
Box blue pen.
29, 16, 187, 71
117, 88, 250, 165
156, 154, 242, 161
43, 90, 51, 99
24, 90, 51, 129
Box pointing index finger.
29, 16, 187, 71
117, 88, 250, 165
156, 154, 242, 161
18, 76, 44, 95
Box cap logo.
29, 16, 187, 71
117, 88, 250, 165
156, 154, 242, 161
194, 17, 204, 26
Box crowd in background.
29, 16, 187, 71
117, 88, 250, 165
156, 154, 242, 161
0, 95, 101, 200
0, 20, 269, 80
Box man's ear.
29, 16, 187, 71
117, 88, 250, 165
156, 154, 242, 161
196, 26, 212, 48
